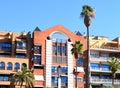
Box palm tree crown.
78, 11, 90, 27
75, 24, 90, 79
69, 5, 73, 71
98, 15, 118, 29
10, 67, 35, 88
71, 41, 83, 59
80, 5, 95, 28
108, 57, 120, 77
108, 57, 120, 85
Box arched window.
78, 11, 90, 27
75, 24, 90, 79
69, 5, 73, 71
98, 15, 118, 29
21, 63, 27, 69
0, 62, 5, 70
14, 62, 20, 71
7, 62, 13, 70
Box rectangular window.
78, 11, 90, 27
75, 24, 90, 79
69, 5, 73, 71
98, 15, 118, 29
75, 77, 83, 82
52, 56, 57, 63
102, 76, 110, 79
16, 54, 26, 58
33, 55, 41, 64
52, 66, 58, 73
57, 46, 61, 53
0, 43, 11, 51
34, 45, 41, 54
62, 57, 67, 63
101, 64, 109, 70
61, 76, 67, 83
57, 56, 62, 63
16, 41, 26, 49
91, 63, 99, 69
52, 76, 58, 83
61, 67, 67, 74
91, 76, 100, 79
62, 46, 66, 53
90, 52, 99, 57
53, 45, 57, 53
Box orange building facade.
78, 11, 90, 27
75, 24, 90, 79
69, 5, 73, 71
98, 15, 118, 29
31, 25, 86, 88
0, 31, 31, 88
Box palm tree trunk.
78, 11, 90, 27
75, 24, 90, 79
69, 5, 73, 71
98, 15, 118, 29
112, 73, 115, 87
87, 26, 90, 88
76, 60, 77, 88
20, 81, 23, 88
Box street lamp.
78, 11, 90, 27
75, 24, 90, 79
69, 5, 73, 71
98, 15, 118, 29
58, 65, 61, 88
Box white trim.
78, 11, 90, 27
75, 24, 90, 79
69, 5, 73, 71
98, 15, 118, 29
45, 40, 52, 87
67, 41, 74, 88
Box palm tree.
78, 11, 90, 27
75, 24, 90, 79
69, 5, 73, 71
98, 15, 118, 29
10, 67, 35, 88
108, 57, 120, 86
80, 5, 95, 88
71, 41, 83, 88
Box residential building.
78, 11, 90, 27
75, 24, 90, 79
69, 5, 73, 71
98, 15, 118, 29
0, 31, 31, 88
31, 25, 86, 88
89, 36, 120, 88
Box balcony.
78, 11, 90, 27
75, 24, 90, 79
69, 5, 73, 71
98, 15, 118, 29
90, 67, 111, 73
90, 56, 108, 62
90, 79, 120, 84
90, 56, 120, 62
16, 46, 27, 54
33, 61, 43, 67
74, 67, 84, 72
90, 46, 120, 52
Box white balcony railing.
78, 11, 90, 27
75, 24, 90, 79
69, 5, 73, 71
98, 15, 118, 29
90, 67, 111, 73
74, 67, 84, 72
90, 56, 120, 62
90, 79, 120, 84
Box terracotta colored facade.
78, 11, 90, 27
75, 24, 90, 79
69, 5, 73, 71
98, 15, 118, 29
0, 31, 31, 88
31, 25, 86, 88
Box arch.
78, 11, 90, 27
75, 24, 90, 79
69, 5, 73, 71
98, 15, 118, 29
49, 30, 69, 40
14, 62, 20, 71
21, 63, 27, 68
7, 62, 13, 70
0, 62, 5, 70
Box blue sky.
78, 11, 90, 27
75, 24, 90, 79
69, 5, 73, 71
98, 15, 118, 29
0, 0, 120, 40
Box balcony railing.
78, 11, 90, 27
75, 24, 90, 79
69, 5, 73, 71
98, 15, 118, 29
91, 79, 120, 84
90, 56, 120, 62
90, 67, 111, 72
90, 46, 119, 50
90, 56, 108, 62
16, 46, 26, 49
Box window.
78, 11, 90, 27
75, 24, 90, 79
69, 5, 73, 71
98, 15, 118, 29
52, 66, 58, 73
33, 55, 41, 64
58, 46, 61, 53
22, 63, 27, 68
91, 63, 99, 69
101, 64, 109, 70
77, 58, 83, 66
34, 46, 41, 54
0, 75, 9, 81
52, 76, 58, 84
102, 76, 110, 79
62, 46, 66, 54
53, 45, 57, 53
14, 63, 20, 71
61, 76, 67, 83
16, 41, 26, 49
16, 54, 26, 58
0, 62, 5, 70
91, 76, 100, 79
61, 67, 67, 74
0, 43, 11, 51
75, 77, 83, 82
90, 52, 99, 57
7, 62, 12, 70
